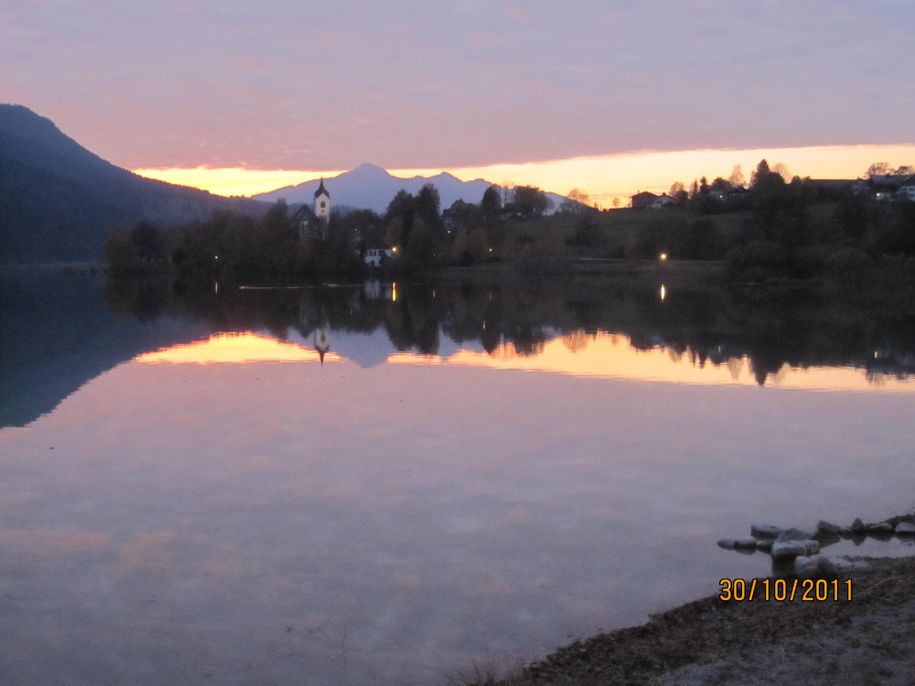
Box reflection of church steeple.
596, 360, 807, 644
314, 325, 330, 366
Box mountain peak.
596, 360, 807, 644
350, 162, 389, 176
253, 163, 567, 214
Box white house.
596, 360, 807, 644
650, 194, 675, 209
314, 178, 331, 222
363, 247, 392, 268
899, 175, 915, 202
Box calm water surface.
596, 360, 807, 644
1, 273, 914, 685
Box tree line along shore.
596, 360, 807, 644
103, 160, 915, 288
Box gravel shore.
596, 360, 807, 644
476, 519, 915, 685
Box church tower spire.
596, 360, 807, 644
314, 178, 330, 223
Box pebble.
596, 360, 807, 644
895, 521, 915, 536
717, 539, 736, 550
867, 522, 894, 535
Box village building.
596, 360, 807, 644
898, 175, 915, 202
650, 194, 675, 209
363, 246, 392, 268
630, 191, 658, 209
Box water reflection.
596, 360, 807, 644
135, 332, 340, 365
4, 272, 915, 427
2, 272, 915, 685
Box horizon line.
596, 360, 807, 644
133, 142, 915, 204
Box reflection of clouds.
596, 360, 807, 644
0, 528, 111, 555
505, 505, 532, 524
4, 350, 915, 683
390, 571, 422, 590
461, 576, 516, 601
121, 532, 173, 568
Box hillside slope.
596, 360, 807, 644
0, 105, 263, 262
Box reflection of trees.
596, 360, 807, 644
104, 276, 915, 384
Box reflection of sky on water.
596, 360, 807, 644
2, 342, 915, 684
138, 330, 915, 394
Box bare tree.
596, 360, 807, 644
729, 165, 746, 188
866, 162, 891, 178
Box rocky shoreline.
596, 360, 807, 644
716, 513, 915, 579
471, 513, 915, 686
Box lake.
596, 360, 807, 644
1, 271, 914, 685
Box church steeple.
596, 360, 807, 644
314, 178, 331, 223
314, 326, 330, 366
314, 178, 329, 199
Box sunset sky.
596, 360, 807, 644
3, 1, 914, 203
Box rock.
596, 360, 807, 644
717, 539, 736, 550
771, 539, 818, 560
777, 527, 817, 542
796, 555, 839, 578
895, 521, 915, 536
756, 539, 774, 552
816, 520, 843, 535
794, 556, 820, 578
851, 517, 867, 533
734, 538, 758, 550
817, 557, 838, 576
867, 522, 894, 535
750, 523, 780, 539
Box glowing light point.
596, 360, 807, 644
659, 253, 668, 262
659, 284, 667, 302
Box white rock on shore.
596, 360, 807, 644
895, 521, 915, 535
794, 556, 820, 578
777, 527, 817, 542
771, 539, 819, 560
794, 555, 838, 578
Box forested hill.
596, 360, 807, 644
0, 104, 264, 263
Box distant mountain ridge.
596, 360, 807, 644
255, 162, 568, 213
0, 104, 263, 263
